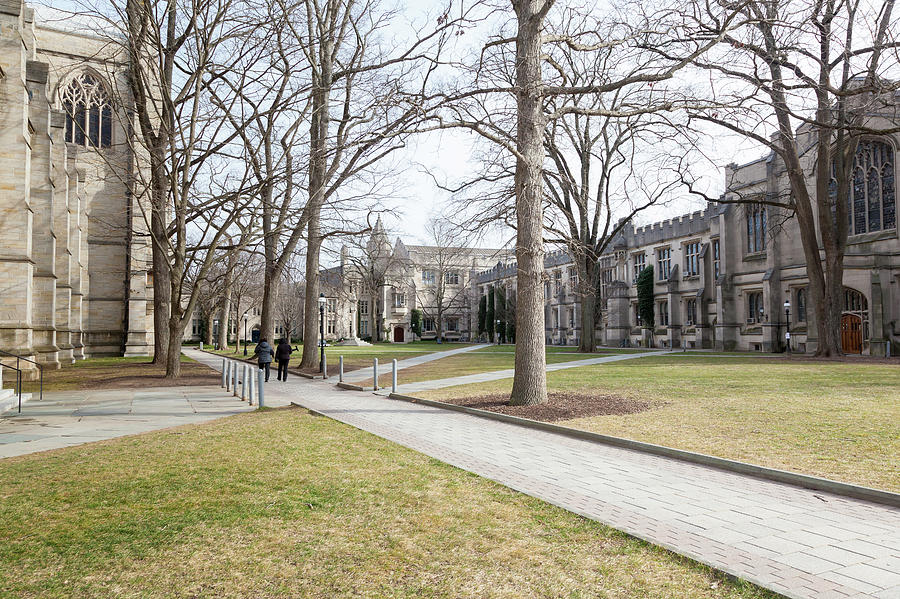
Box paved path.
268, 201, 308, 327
0, 386, 253, 459
339, 343, 491, 383
384, 350, 667, 394
188, 348, 900, 599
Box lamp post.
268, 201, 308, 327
318, 293, 327, 373
784, 299, 791, 354
496, 319, 501, 345
243, 315, 248, 356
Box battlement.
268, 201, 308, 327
629, 205, 717, 247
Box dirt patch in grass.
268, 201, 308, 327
441, 392, 654, 422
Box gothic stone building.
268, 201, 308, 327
475, 130, 898, 355
1, 2, 153, 377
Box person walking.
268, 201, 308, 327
275, 338, 298, 381
254, 338, 275, 382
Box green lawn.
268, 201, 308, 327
0, 408, 775, 599
362, 350, 598, 387
419, 356, 900, 491
202, 342, 474, 373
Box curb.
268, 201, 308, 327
336, 382, 366, 391
387, 392, 900, 509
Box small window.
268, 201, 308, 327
796, 288, 807, 322
327, 319, 336, 335
747, 291, 764, 323
657, 248, 671, 281
422, 270, 435, 285
685, 299, 697, 325
423, 317, 435, 331
633, 253, 646, 283
568, 266, 578, 288
327, 299, 337, 314
712, 239, 721, 279
444, 271, 459, 285
684, 241, 701, 277
658, 300, 669, 326
445, 318, 459, 332
358, 300, 369, 315
393, 292, 406, 308
747, 205, 767, 253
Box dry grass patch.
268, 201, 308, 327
0, 408, 775, 598
419, 355, 900, 491
20, 356, 218, 393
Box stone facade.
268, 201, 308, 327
0, 2, 152, 378
320, 218, 509, 343
474, 129, 899, 355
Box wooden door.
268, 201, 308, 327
841, 314, 862, 354
393, 327, 404, 343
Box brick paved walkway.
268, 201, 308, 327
187, 350, 900, 599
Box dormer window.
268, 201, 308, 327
61, 73, 112, 148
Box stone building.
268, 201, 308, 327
473, 129, 899, 355
319, 218, 508, 343
1, 1, 153, 377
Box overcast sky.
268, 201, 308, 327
36, 0, 770, 253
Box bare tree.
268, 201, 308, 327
414, 219, 476, 342
678, 0, 899, 355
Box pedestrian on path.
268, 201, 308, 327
275, 338, 298, 381
254, 338, 274, 382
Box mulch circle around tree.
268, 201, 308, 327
440, 392, 654, 423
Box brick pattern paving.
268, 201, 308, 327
189, 350, 900, 599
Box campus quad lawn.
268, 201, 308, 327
363, 350, 596, 388
419, 356, 900, 491
203, 341, 473, 373
20, 355, 217, 393
0, 408, 776, 599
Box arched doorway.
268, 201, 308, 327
393, 326, 405, 343
841, 287, 868, 354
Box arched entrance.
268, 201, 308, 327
393, 326, 405, 343
841, 314, 863, 354
841, 287, 868, 354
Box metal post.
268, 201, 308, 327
392, 358, 397, 393
199, 341, 203, 351
241, 365, 249, 400
257, 368, 265, 408
221, 359, 227, 388
248, 366, 255, 405
233, 362, 240, 397
319, 302, 325, 373
339, 356, 344, 382
225, 360, 231, 391
323, 351, 328, 379
373, 357, 379, 391
244, 318, 248, 356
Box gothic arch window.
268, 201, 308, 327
843, 140, 895, 234
60, 72, 113, 148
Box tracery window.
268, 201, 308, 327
796, 288, 807, 322
746, 204, 767, 253
61, 73, 113, 148
657, 248, 671, 281
747, 291, 764, 323
844, 140, 895, 234
684, 241, 701, 277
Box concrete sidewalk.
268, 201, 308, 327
383, 350, 667, 394
190, 348, 900, 599
0, 386, 252, 459
337, 343, 491, 382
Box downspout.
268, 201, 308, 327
120, 88, 136, 356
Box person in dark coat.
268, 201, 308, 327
254, 338, 275, 382
275, 338, 298, 381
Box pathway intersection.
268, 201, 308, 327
187, 349, 900, 599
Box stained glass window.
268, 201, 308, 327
60, 73, 113, 148
844, 141, 895, 234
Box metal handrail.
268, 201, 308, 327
0, 348, 43, 408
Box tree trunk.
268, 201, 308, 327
260, 270, 279, 345
509, 2, 549, 406
577, 258, 599, 353
203, 309, 214, 346
150, 169, 170, 364
300, 34, 332, 368
165, 315, 182, 379
218, 256, 234, 350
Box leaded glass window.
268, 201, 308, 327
61, 73, 113, 148
845, 140, 895, 234
747, 204, 766, 253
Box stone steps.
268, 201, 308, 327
0, 388, 32, 415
